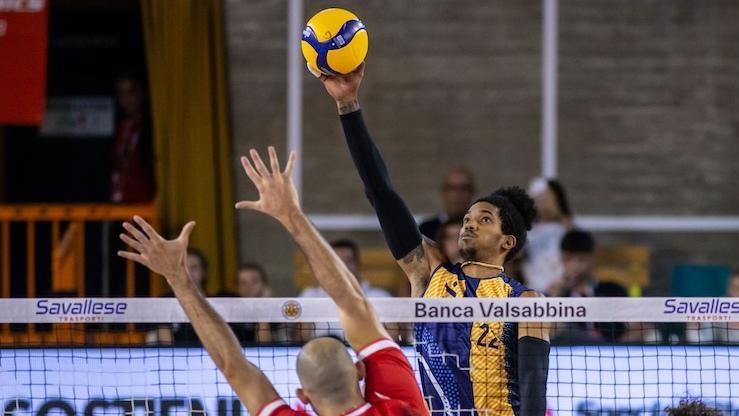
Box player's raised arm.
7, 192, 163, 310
235, 147, 386, 349
315, 65, 442, 296
117, 218, 279, 415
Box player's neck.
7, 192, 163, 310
460, 260, 504, 279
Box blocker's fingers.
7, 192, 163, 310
119, 233, 145, 253
235, 200, 259, 211
133, 216, 162, 241
284, 151, 297, 176
241, 155, 262, 184
268, 146, 281, 175
178, 221, 196, 243
117, 250, 147, 266
122, 221, 149, 244
250, 149, 271, 177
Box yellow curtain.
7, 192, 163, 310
140, 0, 237, 293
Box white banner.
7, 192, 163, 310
1, 297, 738, 323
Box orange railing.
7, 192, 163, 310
0, 203, 159, 345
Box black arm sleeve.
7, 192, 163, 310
339, 110, 422, 260
518, 336, 550, 416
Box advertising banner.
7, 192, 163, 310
1, 346, 737, 415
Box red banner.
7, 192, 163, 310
0, 0, 48, 125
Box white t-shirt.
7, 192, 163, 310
522, 222, 566, 293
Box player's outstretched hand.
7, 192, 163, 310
118, 216, 195, 281
317, 62, 364, 108
236, 147, 300, 225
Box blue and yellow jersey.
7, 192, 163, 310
414, 263, 529, 415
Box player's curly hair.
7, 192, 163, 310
475, 186, 537, 261
665, 399, 723, 415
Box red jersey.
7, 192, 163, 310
257, 339, 428, 416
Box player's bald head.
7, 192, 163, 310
296, 337, 359, 402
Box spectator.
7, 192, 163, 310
418, 167, 476, 240
298, 239, 393, 340
110, 70, 156, 203
230, 262, 277, 344
523, 177, 574, 292
549, 230, 600, 344
435, 216, 463, 264
237, 261, 271, 298
548, 230, 596, 298
686, 272, 739, 344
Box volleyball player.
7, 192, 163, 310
315, 64, 550, 415
118, 147, 427, 416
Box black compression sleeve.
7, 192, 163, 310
518, 336, 550, 416
339, 110, 422, 259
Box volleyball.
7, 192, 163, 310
301, 8, 368, 76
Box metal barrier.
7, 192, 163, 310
0, 203, 159, 345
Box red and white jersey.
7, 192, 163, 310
257, 339, 428, 416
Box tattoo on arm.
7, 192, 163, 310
338, 99, 360, 115
401, 245, 426, 266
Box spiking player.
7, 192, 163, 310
118, 147, 428, 416
314, 64, 550, 415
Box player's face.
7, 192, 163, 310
459, 202, 513, 262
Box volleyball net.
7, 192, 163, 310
1, 297, 738, 415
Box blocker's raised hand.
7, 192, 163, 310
118, 216, 196, 281
236, 147, 300, 225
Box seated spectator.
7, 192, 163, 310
686, 272, 739, 344
548, 230, 596, 298
523, 178, 574, 292
419, 167, 476, 240
298, 239, 393, 341
593, 282, 629, 343
435, 216, 463, 264
229, 262, 278, 344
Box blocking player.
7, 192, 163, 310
315, 64, 550, 415
118, 147, 428, 416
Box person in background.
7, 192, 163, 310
434, 216, 463, 265
298, 239, 394, 341
110, 70, 156, 203
418, 168, 476, 240
686, 273, 739, 344
522, 178, 574, 293
231, 262, 277, 344
548, 230, 596, 298
548, 230, 601, 344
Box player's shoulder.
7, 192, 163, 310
356, 338, 402, 361
256, 399, 308, 416
499, 272, 531, 297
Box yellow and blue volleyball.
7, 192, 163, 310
301, 8, 368, 76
